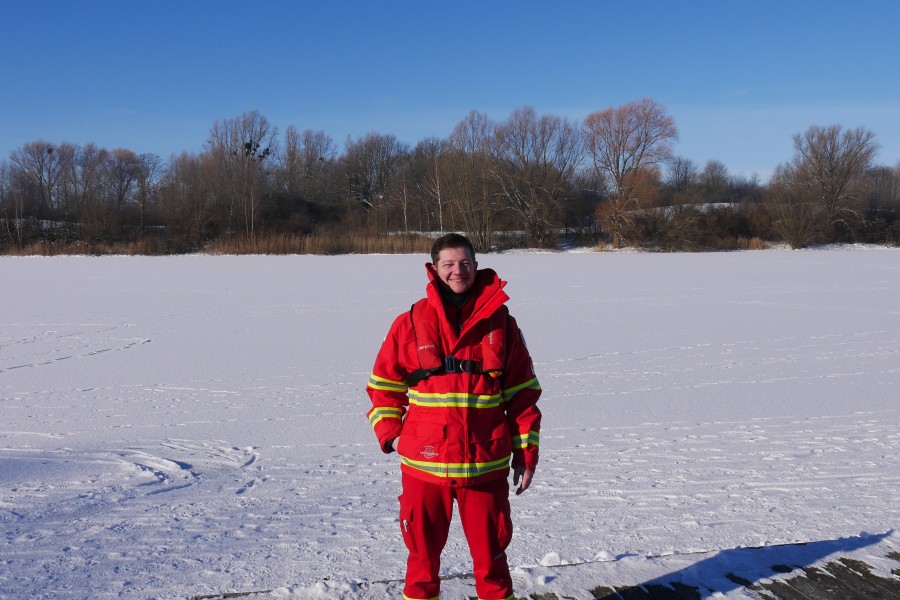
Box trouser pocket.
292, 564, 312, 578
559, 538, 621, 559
497, 498, 513, 551
398, 494, 418, 555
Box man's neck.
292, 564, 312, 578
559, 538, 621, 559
437, 281, 470, 309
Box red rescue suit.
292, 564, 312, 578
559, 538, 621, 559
367, 265, 541, 600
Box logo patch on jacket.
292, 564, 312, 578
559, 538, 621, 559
419, 445, 438, 459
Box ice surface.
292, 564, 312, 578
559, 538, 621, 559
1, 247, 899, 598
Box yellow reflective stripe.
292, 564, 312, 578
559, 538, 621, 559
401, 455, 510, 478
502, 376, 541, 399
403, 595, 439, 600
368, 373, 408, 393
408, 389, 504, 409
368, 406, 403, 428
512, 430, 540, 450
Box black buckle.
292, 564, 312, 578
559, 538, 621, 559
443, 356, 479, 374
443, 355, 458, 373
459, 359, 478, 373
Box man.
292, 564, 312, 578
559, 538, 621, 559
366, 233, 542, 600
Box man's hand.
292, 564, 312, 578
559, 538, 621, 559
391, 437, 400, 452
513, 465, 534, 495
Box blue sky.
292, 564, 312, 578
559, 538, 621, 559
2, 0, 898, 181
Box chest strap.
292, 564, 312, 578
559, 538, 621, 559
407, 355, 484, 387
406, 300, 508, 387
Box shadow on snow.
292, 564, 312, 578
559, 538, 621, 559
590, 530, 900, 600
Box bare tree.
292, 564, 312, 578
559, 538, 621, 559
54, 143, 80, 228
398, 168, 414, 234
767, 163, 826, 248
446, 110, 499, 250
583, 98, 677, 246
77, 144, 107, 223
158, 152, 215, 247
489, 106, 583, 247
104, 149, 142, 209
53, 142, 110, 239
207, 110, 277, 236
790, 124, 878, 237
278, 126, 336, 201
450, 110, 493, 159
9, 141, 63, 220
666, 156, 698, 202
342, 132, 408, 230
279, 125, 304, 196
594, 165, 662, 247
136, 153, 162, 237
699, 159, 729, 203
0, 159, 19, 246
584, 99, 677, 201
408, 136, 451, 234
867, 162, 900, 213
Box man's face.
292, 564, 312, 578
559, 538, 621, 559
434, 246, 477, 294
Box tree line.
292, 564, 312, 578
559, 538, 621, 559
1, 99, 898, 255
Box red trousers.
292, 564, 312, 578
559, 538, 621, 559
399, 474, 514, 600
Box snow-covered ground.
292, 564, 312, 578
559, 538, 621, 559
1, 247, 899, 599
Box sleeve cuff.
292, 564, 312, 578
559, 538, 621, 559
513, 448, 538, 471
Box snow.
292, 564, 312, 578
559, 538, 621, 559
2, 247, 899, 599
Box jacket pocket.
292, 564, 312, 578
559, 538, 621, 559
398, 420, 446, 462
469, 414, 512, 461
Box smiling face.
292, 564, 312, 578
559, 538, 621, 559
434, 246, 477, 294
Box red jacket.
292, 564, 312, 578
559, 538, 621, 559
367, 264, 541, 487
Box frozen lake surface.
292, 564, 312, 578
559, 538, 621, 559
1, 247, 899, 598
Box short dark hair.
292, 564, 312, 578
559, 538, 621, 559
430, 233, 476, 264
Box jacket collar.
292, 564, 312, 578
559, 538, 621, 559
424, 263, 509, 331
